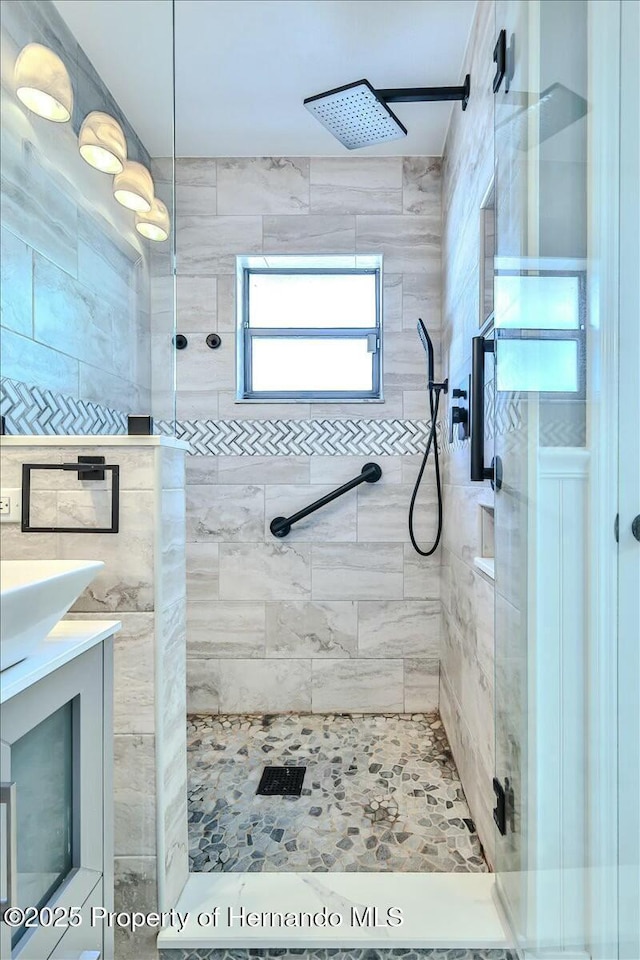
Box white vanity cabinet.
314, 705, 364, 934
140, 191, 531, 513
1, 628, 115, 960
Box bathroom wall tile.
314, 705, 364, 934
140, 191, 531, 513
218, 455, 310, 485
160, 488, 186, 610
186, 455, 219, 485
265, 600, 357, 659
403, 157, 442, 215
357, 482, 436, 543
187, 601, 265, 658
384, 330, 433, 389
78, 361, 142, 416
310, 389, 404, 420
309, 157, 402, 214
217, 659, 312, 712
217, 157, 309, 215
0, 327, 79, 396
312, 658, 404, 713
403, 269, 442, 332
114, 857, 158, 960
403, 389, 430, 419
0, 227, 32, 336
358, 600, 441, 658
113, 734, 156, 856
403, 544, 441, 600
187, 541, 219, 601
404, 658, 440, 712
216, 274, 236, 331
186, 484, 264, 542
219, 542, 311, 600
176, 159, 217, 217
355, 216, 437, 273
263, 215, 356, 254
442, 483, 483, 563
177, 216, 262, 274
178, 275, 217, 331
312, 543, 403, 600
177, 330, 236, 393
160, 446, 186, 491
61, 491, 155, 613
217, 393, 312, 420
310, 454, 402, 486
187, 658, 220, 713
265, 483, 357, 542
382, 273, 403, 332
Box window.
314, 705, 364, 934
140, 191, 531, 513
236, 255, 383, 401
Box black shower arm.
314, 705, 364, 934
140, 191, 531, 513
270, 463, 382, 539
377, 74, 470, 110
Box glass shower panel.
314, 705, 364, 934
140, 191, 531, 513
0, 0, 175, 435
493, 0, 589, 952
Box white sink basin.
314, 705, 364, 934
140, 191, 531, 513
0, 560, 105, 671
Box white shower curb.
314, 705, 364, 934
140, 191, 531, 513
157, 872, 511, 951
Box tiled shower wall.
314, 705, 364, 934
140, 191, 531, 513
440, 0, 497, 866
157, 156, 445, 714
0, 0, 153, 429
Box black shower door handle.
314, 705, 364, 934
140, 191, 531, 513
470, 336, 494, 482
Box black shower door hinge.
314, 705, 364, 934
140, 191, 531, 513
493, 777, 507, 835
493, 29, 507, 93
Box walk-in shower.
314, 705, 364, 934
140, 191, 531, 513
408, 319, 448, 557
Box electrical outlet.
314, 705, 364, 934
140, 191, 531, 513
0, 488, 22, 523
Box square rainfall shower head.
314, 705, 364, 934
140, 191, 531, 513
304, 79, 408, 150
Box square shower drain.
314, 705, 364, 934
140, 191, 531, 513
256, 766, 306, 796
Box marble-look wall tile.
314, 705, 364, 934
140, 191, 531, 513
113, 734, 156, 856
218, 455, 310, 485
357, 483, 436, 543
263, 215, 356, 254
177, 329, 236, 394
404, 658, 440, 712
358, 600, 441, 658
403, 269, 442, 332
265, 600, 357, 659
403, 545, 441, 600
217, 158, 309, 215
265, 483, 357, 542
160, 488, 186, 611
62, 491, 155, 612
176, 159, 217, 217
186, 456, 219, 485
312, 543, 403, 600
310, 157, 402, 214
309, 455, 402, 486
403, 157, 442, 215
186, 484, 264, 542
1, 327, 79, 396
217, 394, 312, 420
216, 275, 236, 331
178, 275, 217, 331
219, 542, 311, 600
217, 659, 312, 713
187, 658, 220, 713
187, 601, 265, 658
187, 541, 219, 601
177, 216, 262, 274
356, 216, 437, 273
312, 659, 404, 713
1, 227, 32, 336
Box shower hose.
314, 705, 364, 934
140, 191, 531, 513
408, 386, 443, 556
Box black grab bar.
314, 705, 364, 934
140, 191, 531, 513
270, 462, 382, 538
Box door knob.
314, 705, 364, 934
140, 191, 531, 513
632, 515, 640, 542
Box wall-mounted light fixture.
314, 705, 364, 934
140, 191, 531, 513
14, 42, 73, 122
79, 111, 127, 173
113, 160, 154, 212
135, 197, 170, 241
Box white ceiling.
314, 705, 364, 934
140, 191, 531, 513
55, 0, 477, 158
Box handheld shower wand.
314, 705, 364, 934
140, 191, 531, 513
409, 320, 448, 556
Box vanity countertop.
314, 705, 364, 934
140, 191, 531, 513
0, 619, 121, 704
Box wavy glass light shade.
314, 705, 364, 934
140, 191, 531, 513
79, 111, 127, 174
113, 160, 154, 212
135, 198, 170, 242
14, 43, 73, 122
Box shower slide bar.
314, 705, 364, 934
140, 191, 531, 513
269, 462, 382, 538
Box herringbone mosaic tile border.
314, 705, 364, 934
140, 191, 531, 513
0, 378, 127, 435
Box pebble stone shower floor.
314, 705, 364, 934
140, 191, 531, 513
188, 713, 488, 874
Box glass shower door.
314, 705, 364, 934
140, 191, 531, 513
493, 0, 590, 952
